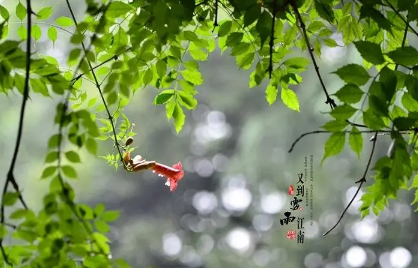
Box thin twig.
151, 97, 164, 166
323, 131, 378, 236
70, 53, 123, 83
0, 0, 32, 264
288, 129, 403, 153
385, 0, 418, 38
291, 4, 335, 109
291, 3, 367, 129
65, 0, 124, 165
213, 0, 218, 30
268, 0, 277, 79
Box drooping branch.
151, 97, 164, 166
322, 13, 410, 235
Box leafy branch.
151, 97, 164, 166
48, 0, 115, 260
65, 0, 125, 166
321, 7, 411, 234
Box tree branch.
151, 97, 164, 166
291, 3, 336, 109
287, 129, 409, 153
323, 131, 378, 236
291, 3, 367, 129
0, 0, 32, 264
385, 0, 418, 38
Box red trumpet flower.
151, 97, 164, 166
152, 162, 184, 192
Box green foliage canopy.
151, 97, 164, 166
1, 0, 418, 266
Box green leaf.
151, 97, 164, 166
47, 26, 57, 45
218, 21, 232, 37
154, 90, 175, 105
31, 24, 42, 41
323, 38, 338, 47
45, 151, 59, 163
177, 91, 198, 110
181, 69, 203, 85
65, 151, 81, 163
68, 48, 81, 67
282, 57, 310, 71
3, 192, 19, 206
48, 134, 62, 149
359, 5, 392, 34
37, 7, 52, 20
225, 32, 243, 47
402, 93, 418, 112
231, 42, 250, 56
391, 105, 407, 118
94, 203, 105, 216
88, 98, 97, 107
0, 5, 10, 20
17, 25, 27, 40
322, 132, 346, 164
236, 52, 255, 70
281, 87, 300, 112
387, 46, 418, 67
94, 221, 110, 233
190, 49, 208, 61
29, 78, 50, 97
107, 1, 134, 18
143, 68, 153, 86
363, 109, 387, 130
165, 98, 176, 119
55, 16, 74, 27
334, 84, 364, 103
255, 11, 272, 47
353, 41, 385, 65
393, 117, 418, 130
333, 64, 370, 86
314, 0, 335, 23
265, 84, 278, 105
349, 126, 363, 158
369, 95, 389, 117
102, 211, 120, 222
156, 59, 167, 78
173, 103, 185, 133
379, 67, 397, 102
41, 166, 57, 179
16, 3, 26, 21
62, 165, 77, 179
244, 4, 261, 27
337, 15, 363, 45
85, 138, 98, 155
330, 104, 356, 120
9, 208, 28, 219
321, 120, 349, 131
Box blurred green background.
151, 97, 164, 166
0, 0, 417, 267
